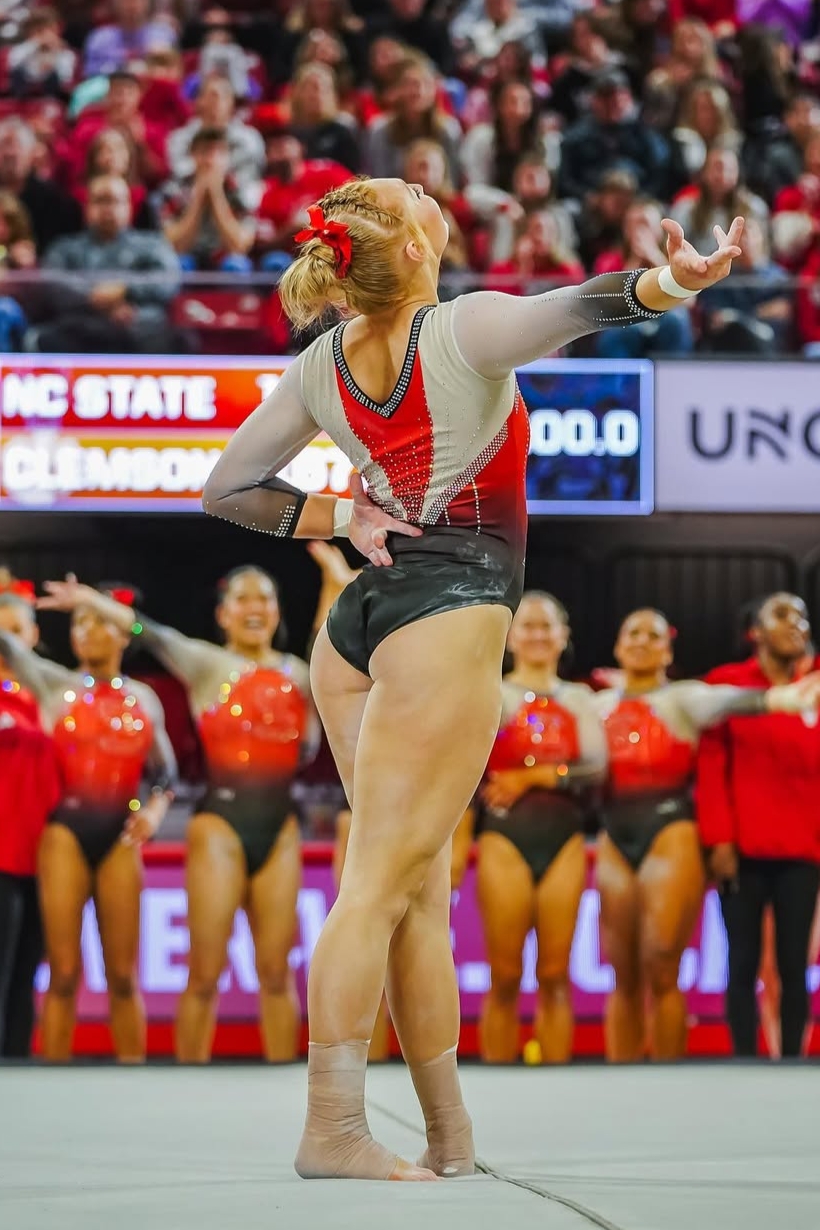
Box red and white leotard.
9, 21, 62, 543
203, 270, 665, 566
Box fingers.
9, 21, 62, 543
386, 518, 423, 538
661, 217, 683, 246
726, 215, 744, 246
367, 528, 393, 567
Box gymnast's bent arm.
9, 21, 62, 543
202, 357, 423, 561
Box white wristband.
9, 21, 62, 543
333, 498, 354, 538
658, 265, 699, 299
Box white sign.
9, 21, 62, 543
655, 361, 820, 512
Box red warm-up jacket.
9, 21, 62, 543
0, 685, 62, 877
696, 657, 820, 863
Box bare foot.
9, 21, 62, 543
295, 1129, 439, 1181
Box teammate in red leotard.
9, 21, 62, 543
594, 608, 820, 1063
202, 175, 744, 1179
1, 582, 176, 1062
40, 568, 318, 1063
476, 592, 605, 1064
0, 582, 61, 1057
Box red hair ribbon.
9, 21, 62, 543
3, 578, 35, 602
108, 588, 135, 606
294, 206, 353, 278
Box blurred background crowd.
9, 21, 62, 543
0, 0, 819, 354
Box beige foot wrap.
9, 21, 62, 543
410, 1046, 475, 1177
294, 1040, 400, 1180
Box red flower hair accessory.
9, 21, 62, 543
107, 588, 135, 606
0, 568, 35, 602
294, 206, 353, 278
9, 579, 35, 602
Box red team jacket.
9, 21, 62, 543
696, 657, 820, 863
0, 685, 62, 877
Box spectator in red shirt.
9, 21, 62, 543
66, 69, 168, 190
255, 130, 352, 268
697, 593, 820, 1057
138, 48, 192, 139
772, 130, 820, 270
794, 238, 820, 349
158, 127, 255, 271
667, 0, 736, 34
488, 209, 584, 294
0, 588, 62, 1058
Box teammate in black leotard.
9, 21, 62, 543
476, 592, 605, 1064
39, 570, 318, 1064
202, 175, 744, 1179
594, 608, 820, 1062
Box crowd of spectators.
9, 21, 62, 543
1, 0, 820, 354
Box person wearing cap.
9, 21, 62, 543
558, 68, 670, 202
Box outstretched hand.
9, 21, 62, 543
662, 215, 744, 292
36, 573, 92, 613
347, 472, 422, 567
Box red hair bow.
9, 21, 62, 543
5, 579, 35, 602
108, 588, 135, 606
294, 206, 353, 278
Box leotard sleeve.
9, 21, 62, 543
202, 356, 320, 536
451, 270, 666, 379
670, 681, 768, 731
134, 617, 228, 691
561, 684, 608, 789
132, 681, 178, 794
0, 630, 77, 711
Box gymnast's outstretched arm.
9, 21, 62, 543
451, 217, 744, 379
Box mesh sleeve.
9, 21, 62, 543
202, 357, 319, 536
451, 270, 666, 379
675, 682, 767, 731
0, 630, 76, 709
134, 616, 228, 691
135, 682, 178, 794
